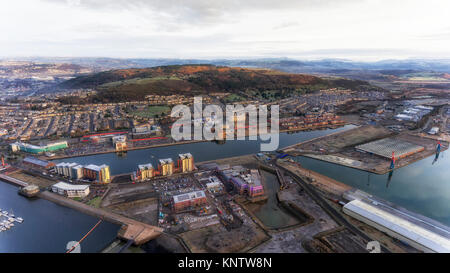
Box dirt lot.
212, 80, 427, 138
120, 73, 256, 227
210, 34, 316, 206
284, 125, 392, 154
179, 221, 270, 253
7, 170, 55, 188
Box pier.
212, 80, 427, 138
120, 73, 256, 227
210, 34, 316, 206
0, 174, 163, 245
37, 190, 163, 245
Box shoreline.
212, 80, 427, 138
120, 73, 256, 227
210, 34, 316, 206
41, 125, 348, 161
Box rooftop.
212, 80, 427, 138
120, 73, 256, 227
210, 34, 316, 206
356, 138, 424, 159
344, 199, 450, 253
173, 190, 206, 204
52, 182, 89, 191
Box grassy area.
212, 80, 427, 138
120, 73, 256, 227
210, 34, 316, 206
222, 93, 246, 103
100, 76, 182, 88
131, 105, 171, 118
87, 196, 102, 208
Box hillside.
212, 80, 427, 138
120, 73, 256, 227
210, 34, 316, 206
58, 64, 382, 103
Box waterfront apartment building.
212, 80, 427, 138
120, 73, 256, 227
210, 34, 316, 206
159, 158, 174, 176
51, 182, 90, 198
112, 135, 127, 151
137, 163, 154, 181
178, 153, 194, 173
10, 141, 68, 154
83, 164, 111, 184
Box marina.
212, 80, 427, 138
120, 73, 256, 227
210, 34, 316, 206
0, 209, 24, 232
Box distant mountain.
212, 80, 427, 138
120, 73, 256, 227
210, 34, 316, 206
11, 57, 450, 83
57, 64, 381, 103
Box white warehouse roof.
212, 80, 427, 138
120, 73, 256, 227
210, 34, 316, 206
343, 199, 450, 253
52, 182, 89, 191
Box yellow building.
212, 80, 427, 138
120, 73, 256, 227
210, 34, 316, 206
138, 163, 154, 181
179, 153, 194, 173
159, 158, 174, 176
112, 135, 127, 152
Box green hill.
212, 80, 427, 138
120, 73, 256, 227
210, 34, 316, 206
58, 64, 381, 103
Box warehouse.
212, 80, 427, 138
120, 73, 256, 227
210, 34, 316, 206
355, 138, 424, 159
172, 190, 207, 212
343, 199, 450, 253
23, 156, 55, 170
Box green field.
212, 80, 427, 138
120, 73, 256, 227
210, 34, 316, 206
99, 76, 182, 89
131, 105, 171, 118
222, 93, 246, 103
87, 196, 102, 208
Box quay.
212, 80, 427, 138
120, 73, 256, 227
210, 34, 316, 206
0, 174, 163, 245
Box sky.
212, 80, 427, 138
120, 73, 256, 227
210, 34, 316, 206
1, 0, 450, 61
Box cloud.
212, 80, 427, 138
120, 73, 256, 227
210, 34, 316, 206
1, 0, 450, 59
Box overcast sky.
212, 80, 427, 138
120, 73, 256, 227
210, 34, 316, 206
1, 0, 450, 61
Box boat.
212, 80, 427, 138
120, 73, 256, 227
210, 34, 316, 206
15, 217, 23, 223
2, 211, 8, 215
8, 218, 14, 223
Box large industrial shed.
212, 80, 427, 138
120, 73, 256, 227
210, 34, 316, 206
343, 199, 450, 253
355, 138, 424, 159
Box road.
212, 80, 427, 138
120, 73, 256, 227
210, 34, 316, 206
44, 116, 56, 137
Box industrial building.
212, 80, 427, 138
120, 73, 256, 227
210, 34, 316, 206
218, 166, 265, 198
51, 182, 90, 198
11, 141, 68, 154
172, 190, 207, 212
178, 153, 194, 173
355, 138, 424, 159
343, 199, 450, 253
83, 164, 111, 184
395, 105, 433, 122
159, 158, 174, 176
23, 156, 55, 170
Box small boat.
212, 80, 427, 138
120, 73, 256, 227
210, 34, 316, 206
15, 217, 23, 223
8, 218, 14, 223
2, 211, 8, 215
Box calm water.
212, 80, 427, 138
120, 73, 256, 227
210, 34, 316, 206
54, 126, 355, 175
0, 182, 120, 253
0, 126, 352, 253
248, 170, 300, 229
54, 124, 450, 227
293, 151, 450, 227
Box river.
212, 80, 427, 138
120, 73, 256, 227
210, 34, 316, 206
0, 182, 120, 253
54, 124, 450, 227
3, 124, 449, 252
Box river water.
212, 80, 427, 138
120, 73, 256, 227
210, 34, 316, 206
3, 124, 449, 252
0, 182, 120, 253
55, 124, 450, 227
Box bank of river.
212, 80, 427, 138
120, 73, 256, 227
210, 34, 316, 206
54, 126, 355, 175
55, 124, 450, 228
293, 151, 450, 227
0, 182, 120, 253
